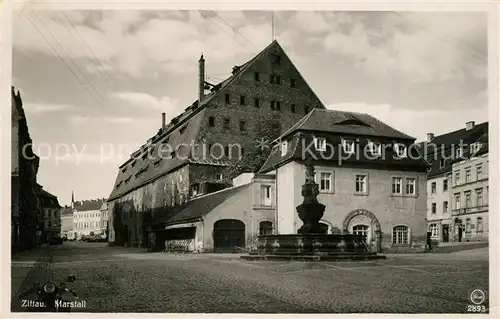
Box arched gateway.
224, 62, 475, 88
342, 209, 382, 252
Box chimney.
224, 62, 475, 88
199, 54, 205, 103
161, 112, 166, 129
426, 133, 434, 143
466, 121, 475, 131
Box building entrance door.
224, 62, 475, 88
213, 219, 245, 253
442, 225, 449, 242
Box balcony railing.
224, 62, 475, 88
452, 205, 489, 215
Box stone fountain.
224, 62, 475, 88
242, 162, 385, 261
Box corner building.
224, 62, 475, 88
107, 40, 325, 248
259, 109, 430, 252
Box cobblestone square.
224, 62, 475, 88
12, 242, 489, 313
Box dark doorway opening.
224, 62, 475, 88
259, 221, 273, 236
442, 225, 449, 242
213, 219, 245, 253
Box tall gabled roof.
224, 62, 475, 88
74, 198, 106, 212
108, 40, 325, 201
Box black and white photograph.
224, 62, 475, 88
4, 2, 497, 315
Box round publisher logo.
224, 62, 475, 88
470, 289, 485, 305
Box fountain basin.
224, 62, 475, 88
241, 234, 386, 261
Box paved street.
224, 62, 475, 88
12, 242, 489, 313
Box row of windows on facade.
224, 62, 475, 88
45, 210, 59, 218
223, 93, 310, 114
454, 163, 485, 186
429, 217, 484, 238
45, 221, 58, 228
453, 187, 489, 210
75, 211, 106, 219
430, 187, 488, 214
310, 171, 417, 196
434, 144, 484, 170
74, 220, 108, 229
282, 137, 408, 158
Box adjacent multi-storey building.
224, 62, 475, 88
72, 197, 107, 239
146, 172, 276, 252
450, 132, 489, 242
60, 206, 74, 239
107, 40, 326, 248
420, 121, 488, 242
36, 184, 62, 241
259, 109, 430, 252
11, 86, 41, 252
99, 202, 109, 239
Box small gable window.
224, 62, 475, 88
240, 95, 246, 105
290, 78, 296, 88
208, 116, 215, 127
239, 121, 246, 132
254, 72, 260, 82
305, 107, 310, 114
291, 104, 296, 113
394, 143, 407, 158
254, 98, 260, 108
223, 118, 230, 129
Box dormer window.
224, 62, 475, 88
455, 147, 463, 158
216, 173, 223, 181
394, 143, 407, 158
342, 139, 355, 154
314, 137, 326, 152
367, 140, 381, 156
440, 158, 446, 168
281, 141, 288, 156
470, 142, 480, 155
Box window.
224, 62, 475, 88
208, 116, 215, 127
314, 137, 327, 151
454, 171, 460, 185
393, 225, 409, 245
254, 98, 260, 108
465, 168, 471, 183
443, 179, 448, 191
477, 217, 483, 232
455, 147, 462, 158
270, 100, 276, 110
352, 225, 369, 240
305, 107, 309, 114
431, 182, 436, 194
319, 172, 333, 192
443, 201, 448, 213
272, 54, 281, 64
240, 95, 245, 105
406, 178, 416, 195
368, 141, 381, 156
224, 146, 230, 157
454, 193, 461, 209
392, 177, 403, 194
476, 188, 483, 206
262, 185, 272, 206
394, 143, 407, 158
465, 191, 471, 207
355, 175, 367, 193
216, 173, 223, 181
225, 93, 230, 104
239, 121, 246, 132
342, 139, 355, 154
465, 218, 471, 232
223, 118, 230, 129
431, 203, 436, 214
48, 221, 52, 227
290, 78, 296, 88
281, 142, 288, 156
291, 104, 296, 113
476, 164, 483, 180
440, 158, 446, 168
470, 142, 480, 154
270, 74, 281, 85
429, 224, 439, 237
254, 72, 260, 81
259, 221, 273, 236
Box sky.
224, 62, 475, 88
11, 10, 488, 206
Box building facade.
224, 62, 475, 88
107, 40, 326, 248
60, 206, 74, 239
71, 197, 107, 239
11, 86, 41, 252
100, 202, 109, 239
36, 184, 62, 241
421, 121, 488, 242
259, 109, 429, 252
143, 173, 275, 252
450, 133, 489, 242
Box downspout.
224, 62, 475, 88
275, 166, 279, 234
